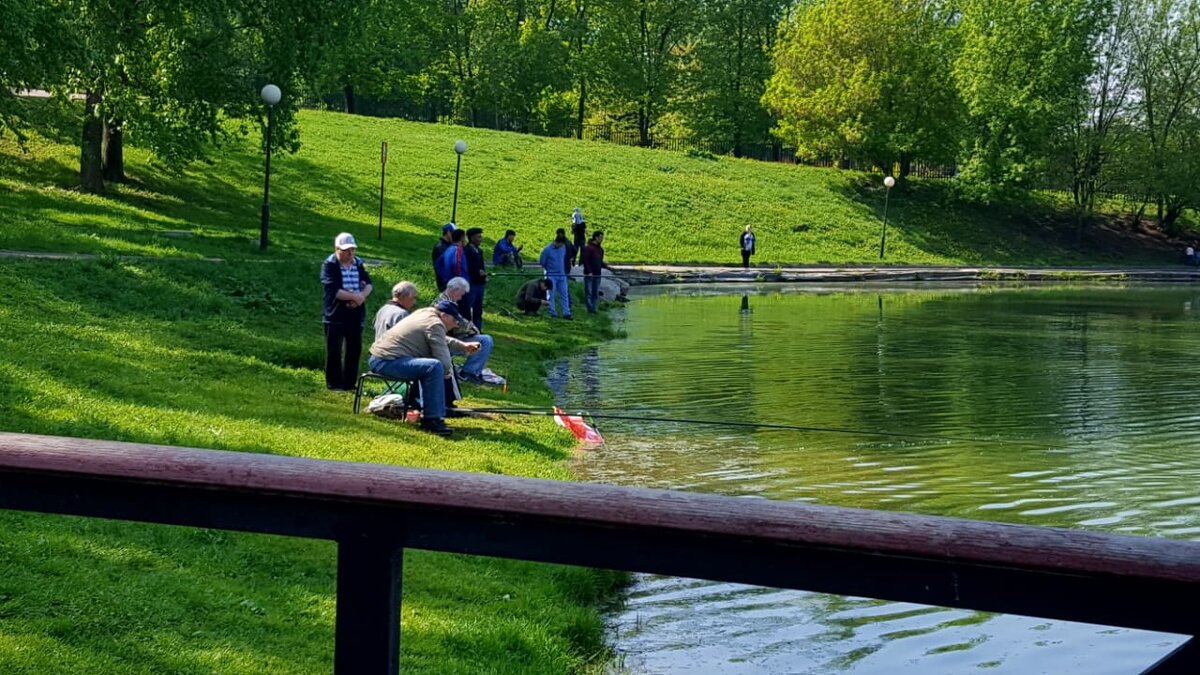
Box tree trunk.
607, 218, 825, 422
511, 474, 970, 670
1163, 204, 1184, 231
576, 76, 586, 139
80, 90, 105, 194
638, 104, 650, 147
102, 118, 125, 183
899, 155, 912, 179
344, 85, 357, 115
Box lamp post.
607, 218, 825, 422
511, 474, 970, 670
878, 175, 895, 259
259, 83, 281, 251
450, 139, 467, 224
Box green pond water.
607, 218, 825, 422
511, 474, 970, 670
551, 284, 1200, 675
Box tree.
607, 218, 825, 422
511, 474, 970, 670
591, 0, 698, 146
953, 0, 1110, 194
1127, 0, 1200, 230
0, 1, 75, 140
62, 0, 349, 193
1059, 0, 1136, 223
311, 0, 448, 118
686, 0, 787, 158
764, 0, 962, 175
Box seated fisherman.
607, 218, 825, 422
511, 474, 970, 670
433, 277, 496, 384
368, 301, 477, 436
492, 229, 524, 268
373, 281, 418, 336
516, 277, 553, 315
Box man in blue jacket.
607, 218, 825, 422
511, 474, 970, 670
492, 229, 524, 268
436, 228, 467, 306
321, 232, 373, 390
538, 234, 572, 319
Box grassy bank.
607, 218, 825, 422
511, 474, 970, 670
0, 252, 628, 673
0, 100, 1191, 673
2, 101, 1190, 267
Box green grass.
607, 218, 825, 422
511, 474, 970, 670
0, 99, 1189, 673
0, 252, 626, 673
2, 100, 1188, 267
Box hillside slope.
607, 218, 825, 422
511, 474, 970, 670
1, 105, 1185, 266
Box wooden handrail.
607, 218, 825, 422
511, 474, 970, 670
1, 432, 1197, 674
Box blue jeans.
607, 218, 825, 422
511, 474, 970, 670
453, 334, 493, 375
468, 284, 485, 331
367, 355, 445, 419
547, 275, 571, 317
584, 275, 600, 313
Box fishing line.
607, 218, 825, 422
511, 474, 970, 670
459, 407, 1052, 447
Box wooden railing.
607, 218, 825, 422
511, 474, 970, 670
1, 432, 1197, 674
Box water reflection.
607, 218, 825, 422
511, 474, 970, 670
558, 284, 1199, 674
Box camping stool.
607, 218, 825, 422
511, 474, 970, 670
353, 372, 419, 415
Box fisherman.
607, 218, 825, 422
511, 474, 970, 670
434, 277, 496, 385
321, 232, 373, 391
539, 234, 572, 319
373, 281, 418, 336
368, 300, 477, 436
464, 227, 488, 330
516, 278, 553, 315
432, 223, 457, 290
492, 229, 524, 268
581, 230, 612, 314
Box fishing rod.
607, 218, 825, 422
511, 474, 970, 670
458, 406, 1042, 447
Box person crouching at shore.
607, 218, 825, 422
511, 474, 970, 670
516, 278, 553, 315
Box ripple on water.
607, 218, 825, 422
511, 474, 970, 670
567, 286, 1200, 673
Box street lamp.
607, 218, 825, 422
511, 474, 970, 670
259, 83, 281, 251
878, 175, 895, 259
450, 139, 467, 224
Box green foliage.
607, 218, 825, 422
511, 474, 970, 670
684, 0, 785, 156
0, 1, 76, 140
1125, 0, 1200, 229
590, 0, 699, 145
765, 0, 962, 172
953, 0, 1110, 194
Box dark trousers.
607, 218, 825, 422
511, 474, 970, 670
517, 299, 542, 315
571, 235, 586, 267
741, 250, 752, 269
468, 284, 485, 331
584, 274, 600, 313
324, 322, 363, 390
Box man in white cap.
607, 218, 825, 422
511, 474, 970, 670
320, 232, 373, 391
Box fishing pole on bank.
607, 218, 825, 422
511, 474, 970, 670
458, 407, 1050, 447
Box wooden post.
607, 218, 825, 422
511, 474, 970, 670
378, 142, 388, 240
335, 532, 403, 674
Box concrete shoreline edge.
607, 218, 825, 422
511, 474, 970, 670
611, 264, 1200, 285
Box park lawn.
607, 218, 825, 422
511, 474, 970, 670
0, 251, 625, 674
1, 100, 1187, 268
0, 99, 1190, 673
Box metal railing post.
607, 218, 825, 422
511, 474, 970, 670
335, 532, 404, 674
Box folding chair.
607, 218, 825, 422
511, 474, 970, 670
353, 372, 419, 415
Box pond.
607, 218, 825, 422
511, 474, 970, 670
550, 284, 1200, 675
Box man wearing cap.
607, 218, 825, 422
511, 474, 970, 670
368, 300, 478, 436
432, 223, 456, 291
321, 233, 374, 391
464, 227, 488, 331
